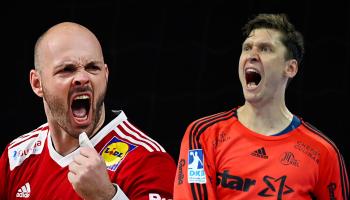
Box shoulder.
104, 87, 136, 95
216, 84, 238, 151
8, 123, 49, 150
98, 119, 175, 171
191, 108, 237, 125
180, 108, 238, 151
96, 110, 166, 154
186, 108, 238, 137
112, 120, 166, 153
104, 122, 176, 199
298, 120, 343, 160
6, 123, 48, 171
96, 111, 174, 170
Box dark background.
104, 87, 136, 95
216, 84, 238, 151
1, 0, 349, 175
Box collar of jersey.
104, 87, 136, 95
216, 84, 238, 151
47, 110, 127, 167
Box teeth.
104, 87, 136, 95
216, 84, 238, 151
74, 95, 90, 100
247, 82, 257, 88
246, 68, 259, 73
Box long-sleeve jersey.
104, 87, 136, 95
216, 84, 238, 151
0, 111, 176, 200
174, 108, 349, 200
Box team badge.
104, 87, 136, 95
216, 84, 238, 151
100, 137, 137, 171
188, 149, 206, 183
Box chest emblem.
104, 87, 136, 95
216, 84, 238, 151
100, 137, 137, 171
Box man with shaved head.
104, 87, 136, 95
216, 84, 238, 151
174, 13, 349, 199
0, 22, 176, 200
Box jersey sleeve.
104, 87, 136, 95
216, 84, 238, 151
174, 121, 217, 200
314, 145, 349, 200
116, 150, 176, 200
0, 145, 10, 199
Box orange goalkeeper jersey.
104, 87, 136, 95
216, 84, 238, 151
174, 108, 349, 200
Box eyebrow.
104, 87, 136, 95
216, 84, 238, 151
55, 60, 104, 69
85, 61, 104, 67
243, 40, 276, 48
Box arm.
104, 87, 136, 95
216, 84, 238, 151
174, 122, 217, 200
314, 146, 349, 200
0, 145, 9, 199
117, 150, 176, 200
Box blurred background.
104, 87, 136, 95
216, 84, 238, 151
1, 0, 349, 175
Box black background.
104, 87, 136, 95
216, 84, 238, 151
1, 1, 349, 175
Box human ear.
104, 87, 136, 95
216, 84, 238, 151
284, 59, 298, 78
104, 64, 109, 83
30, 69, 43, 97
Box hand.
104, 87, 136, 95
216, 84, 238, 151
68, 147, 116, 200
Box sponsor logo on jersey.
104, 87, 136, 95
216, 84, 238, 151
12, 141, 42, 160
188, 149, 206, 184
251, 147, 268, 159
327, 182, 336, 200
217, 170, 256, 192
280, 152, 299, 167
177, 159, 185, 185
149, 193, 172, 200
16, 182, 31, 198
294, 141, 320, 164
100, 137, 137, 171
258, 175, 294, 199
212, 132, 231, 148
9, 133, 46, 171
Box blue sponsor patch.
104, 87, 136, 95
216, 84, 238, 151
100, 137, 137, 171
188, 149, 206, 183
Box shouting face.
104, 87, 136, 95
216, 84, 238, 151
30, 23, 109, 138
238, 28, 297, 106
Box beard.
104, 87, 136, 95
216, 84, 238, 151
42, 84, 106, 138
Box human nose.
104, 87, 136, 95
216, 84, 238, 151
247, 47, 260, 62
72, 70, 90, 86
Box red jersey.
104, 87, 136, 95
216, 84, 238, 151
174, 108, 349, 200
0, 111, 176, 200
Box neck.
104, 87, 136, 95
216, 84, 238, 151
49, 128, 79, 156
237, 101, 293, 136
48, 107, 106, 156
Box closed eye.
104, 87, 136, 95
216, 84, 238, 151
63, 65, 75, 72
86, 65, 100, 70
56, 64, 76, 75
85, 63, 102, 74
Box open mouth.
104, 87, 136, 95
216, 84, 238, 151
245, 68, 261, 89
71, 95, 91, 121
